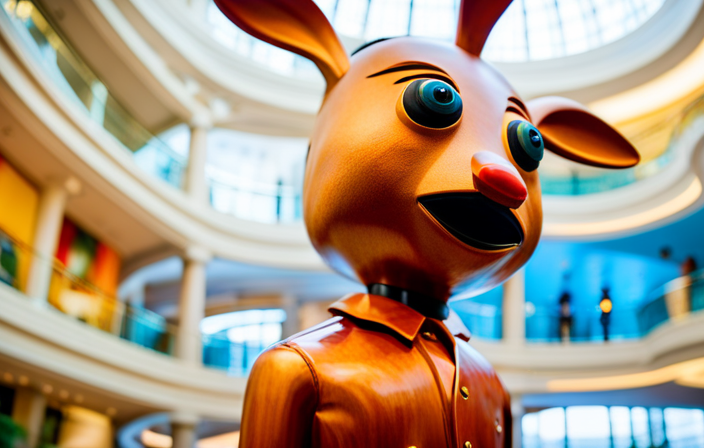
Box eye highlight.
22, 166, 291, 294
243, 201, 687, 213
507, 120, 544, 172
402, 79, 463, 129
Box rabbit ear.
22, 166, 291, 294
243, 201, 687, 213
214, 0, 349, 91
456, 0, 513, 56
528, 96, 640, 169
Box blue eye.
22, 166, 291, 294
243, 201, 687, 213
507, 120, 544, 172
403, 79, 463, 128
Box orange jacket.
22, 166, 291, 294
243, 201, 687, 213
239, 293, 511, 448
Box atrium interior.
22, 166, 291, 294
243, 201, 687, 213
1, 0, 704, 446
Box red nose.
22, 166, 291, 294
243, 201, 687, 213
471, 151, 527, 209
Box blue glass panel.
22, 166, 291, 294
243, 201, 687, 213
631, 407, 652, 448
566, 406, 611, 447
450, 286, 503, 340
665, 408, 704, 448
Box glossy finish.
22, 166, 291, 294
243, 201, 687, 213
307, 38, 543, 299
305, 36, 639, 300
528, 96, 640, 169
215, 1, 639, 446
239, 294, 511, 447
456, 0, 514, 56
471, 151, 528, 209
213, 0, 349, 91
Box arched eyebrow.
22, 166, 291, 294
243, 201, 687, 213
507, 97, 531, 120
367, 62, 450, 78
367, 62, 459, 91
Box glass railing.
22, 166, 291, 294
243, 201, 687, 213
525, 304, 641, 343
0, 227, 260, 374
540, 93, 704, 195
449, 300, 502, 340
2, 0, 187, 188
202, 333, 268, 376
208, 167, 303, 224
637, 269, 704, 336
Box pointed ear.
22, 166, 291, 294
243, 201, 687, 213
214, 0, 349, 91
527, 96, 640, 169
456, 0, 513, 56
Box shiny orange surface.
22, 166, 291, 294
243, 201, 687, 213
214, 1, 639, 447
213, 0, 348, 91
306, 39, 542, 300
238, 294, 511, 448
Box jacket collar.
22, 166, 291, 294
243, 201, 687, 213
329, 293, 471, 342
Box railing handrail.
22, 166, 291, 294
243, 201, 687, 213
206, 166, 301, 197
638, 267, 704, 314
2, 1, 187, 178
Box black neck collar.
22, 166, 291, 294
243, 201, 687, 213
367, 284, 449, 320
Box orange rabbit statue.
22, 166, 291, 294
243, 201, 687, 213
214, 1, 640, 447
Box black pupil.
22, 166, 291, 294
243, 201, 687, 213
433, 86, 453, 104
529, 129, 541, 147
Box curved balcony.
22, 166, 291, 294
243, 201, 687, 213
0, 227, 260, 376
3, 0, 704, 250
128, 0, 704, 112
639, 269, 704, 335
540, 92, 704, 196
3, 0, 187, 189
454, 268, 704, 346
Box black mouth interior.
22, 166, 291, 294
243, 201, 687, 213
418, 192, 524, 251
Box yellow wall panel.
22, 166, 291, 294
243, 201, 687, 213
0, 156, 39, 291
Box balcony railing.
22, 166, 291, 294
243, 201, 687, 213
2, 0, 187, 188
0, 227, 259, 375
638, 269, 704, 336
450, 300, 503, 340
6, 0, 704, 226
208, 167, 302, 224
452, 270, 704, 344
525, 304, 641, 343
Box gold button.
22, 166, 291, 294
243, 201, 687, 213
496, 424, 503, 433
421, 331, 437, 341
464, 442, 472, 448
460, 386, 470, 399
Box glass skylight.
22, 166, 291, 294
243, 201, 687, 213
206, 0, 666, 76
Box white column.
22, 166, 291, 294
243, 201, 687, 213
12, 387, 47, 448
511, 394, 524, 448
185, 124, 211, 203
171, 411, 198, 448
176, 247, 211, 366
26, 183, 68, 303
503, 269, 526, 345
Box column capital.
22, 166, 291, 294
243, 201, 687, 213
189, 112, 213, 130
45, 175, 82, 196
170, 410, 199, 426
183, 245, 212, 264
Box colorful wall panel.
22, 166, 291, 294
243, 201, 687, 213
0, 154, 39, 290
50, 218, 121, 331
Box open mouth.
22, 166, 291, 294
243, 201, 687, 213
418, 192, 524, 251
